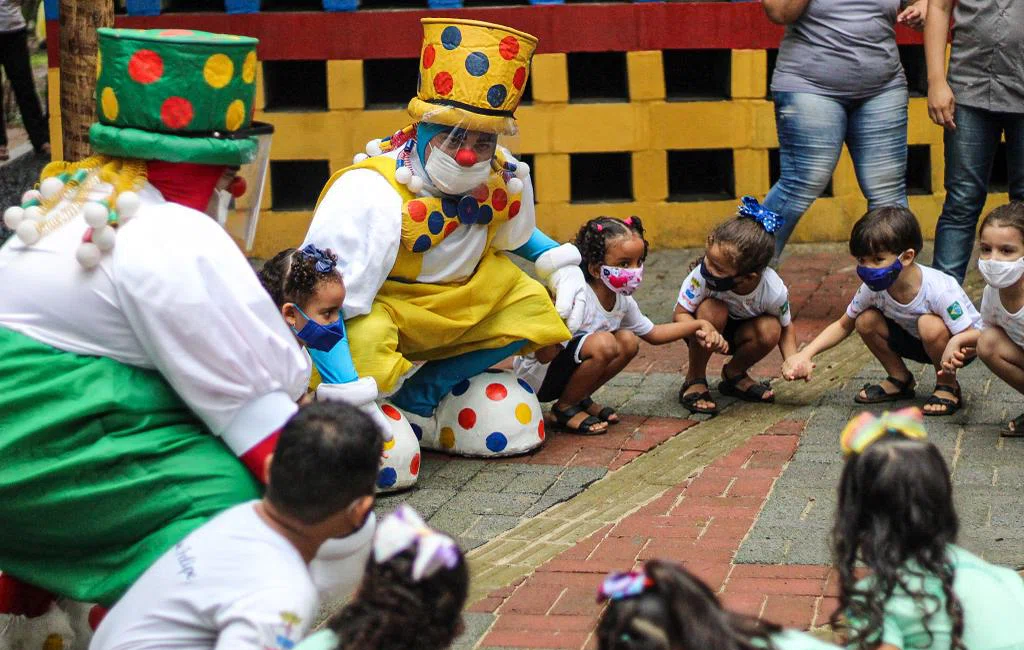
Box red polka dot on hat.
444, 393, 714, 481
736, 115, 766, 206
128, 49, 163, 84
499, 36, 520, 61
422, 45, 436, 70
433, 71, 454, 96
513, 66, 527, 91
160, 97, 194, 130
486, 383, 508, 401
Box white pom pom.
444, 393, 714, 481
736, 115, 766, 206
115, 191, 141, 219
21, 189, 41, 204
83, 202, 110, 229
366, 140, 383, 156
76, 242, 102, 268
23, 205, 44, 222
407, 176, 424, 193
352, 153, 370, 164
4, 206, 25, 229
15, 220, 40, 245
39, 177, 65, 201
507, 177, 524, 195
395, 166, 412, 185
92, 225, 117, 252
515, 162, 530, 179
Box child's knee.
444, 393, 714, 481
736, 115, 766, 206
854, 308, 885, 336
978, 327, 1004, 361
696, 299, 729, 327
614, 330, 641, 359
584, 331, 620, 363
753, 316, 782, 345
916, 314, 950, 342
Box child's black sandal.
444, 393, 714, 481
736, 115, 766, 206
678, 378, 718, 415
719, 372, 775, 404
550, 403, 607, 435
923, 382, 962, 417
579, 396, 619, 424
854, 375, 916, 404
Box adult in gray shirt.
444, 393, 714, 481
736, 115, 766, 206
761, 0, 927, 260
925, 0, 1024, 284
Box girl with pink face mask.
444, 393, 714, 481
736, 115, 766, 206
514, 216, 726, 435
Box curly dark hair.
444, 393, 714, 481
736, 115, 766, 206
258, 247, 341, 309
706, 216, 774, 276
328, 546, 469, 650
597, 561, 782, 650
830, 436, 964, 650
575, 216, 650, 281
979, 201, 1024, 242
848, 206, 924, 259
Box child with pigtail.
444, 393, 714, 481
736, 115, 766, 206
515, 216, 726, 435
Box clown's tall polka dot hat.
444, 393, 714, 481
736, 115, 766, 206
89, 27, 261, 166
408, 18, 537, 136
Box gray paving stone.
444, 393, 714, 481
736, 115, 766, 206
465, 514, 524, 540
451, 612, 496, 650
503, 466, 561, 495
558, 466, 608, 487
463, 466, 520, 493
428, 508, 481, 538
523, 494, 568, 518
446, 491, 541, 517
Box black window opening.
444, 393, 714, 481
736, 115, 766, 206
263, 60, 327, 111
567, 51, 629, 103
363, 58, 420, 109
769, 148, 834, 198
898, 45, 928, 98
906, 145, 932, 195
765, 49, 778, 99
270, 160, 332, 211
356, 0, 424, 8
989, 142, 1010, 193
255, 0, 322, 10
570, 153, 633, 203
663, 49, 731, 101
668, 149, 735, 202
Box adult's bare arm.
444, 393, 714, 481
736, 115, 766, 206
761, 0, 811, 25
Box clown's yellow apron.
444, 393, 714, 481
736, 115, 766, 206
315, 157, 569, 392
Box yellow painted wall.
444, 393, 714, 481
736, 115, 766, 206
47, 49, 1012, 257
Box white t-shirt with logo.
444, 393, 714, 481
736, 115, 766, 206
514, 283, 654, 392
90, 502, 318, 650
845, 265, 982, 339
676, 265, 792, 327
980, 285, 1024, 348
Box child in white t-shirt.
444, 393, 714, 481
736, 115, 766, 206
515, 216, 726, 435
90, 402, 382, 650
675, 197, 797, 415
783, 207, 982, 415
948, 202, 1024, 435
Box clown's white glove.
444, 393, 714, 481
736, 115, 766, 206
536, 243, 587, 333
316, 376, 394, 441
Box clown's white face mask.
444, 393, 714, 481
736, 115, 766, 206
423, 127, 497, 196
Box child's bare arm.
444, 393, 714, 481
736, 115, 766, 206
942, 327, 980, 372
641, 319, 726, 352
781, 314, 855, 380
778, 323, 798, 360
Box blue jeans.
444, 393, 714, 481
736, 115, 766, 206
764, 87, 909, 258
932, 104, 1024, 284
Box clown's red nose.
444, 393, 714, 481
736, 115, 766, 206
455, 149, 478, 167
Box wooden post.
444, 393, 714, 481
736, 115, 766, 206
58, 0, 113, 160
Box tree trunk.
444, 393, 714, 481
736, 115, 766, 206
58, 0, 113, 161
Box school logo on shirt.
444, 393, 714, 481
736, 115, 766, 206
684, 288, 697, 300
947, 302, 963, 320
690, 276, 701, 289
261, 612, 303, 650
780, 301, 790, 315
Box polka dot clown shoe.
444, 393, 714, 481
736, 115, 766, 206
422, 370, 546, 457
374, 403, 421, 493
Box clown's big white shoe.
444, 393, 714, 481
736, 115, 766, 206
0, 605, 74, 650
316, 377, 421, 493
416, 370, 546, 457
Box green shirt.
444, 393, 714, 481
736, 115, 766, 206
770, 629, 843, 650
848, 545, 1024, 650
293, 629, 338, 650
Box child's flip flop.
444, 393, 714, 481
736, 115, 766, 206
719, 372, 774, 404
579, 396, 619, 424
678, 378, 718, 415
854, 375, 915, 404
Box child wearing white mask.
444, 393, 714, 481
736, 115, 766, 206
946, 202, 1024, 435
515, 216, 726, 435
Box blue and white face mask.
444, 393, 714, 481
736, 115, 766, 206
291, 304, 345, 352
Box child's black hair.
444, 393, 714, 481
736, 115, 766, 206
597, 561, 782, 650
979, 201, 1024, 242
848, 206, 924, 259
329, 546, 469, 650
830, 436, 964, 650
258, 246, 341, 309
575, 216, 650, 281
706, 216, 775, 276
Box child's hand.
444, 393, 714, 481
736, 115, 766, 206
941, 341, 970, 373
695, 321, 728, 354
782, 354, 815, 381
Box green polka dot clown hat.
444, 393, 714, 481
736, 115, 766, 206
90, 27, 263, 166
409, 18, 537, 136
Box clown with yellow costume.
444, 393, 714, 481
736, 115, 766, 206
305, 18, 587, 457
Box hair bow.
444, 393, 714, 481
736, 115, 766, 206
839, 407, 927, 457
299, 244, 336, 274
373, 505, 461, 581
738, 196, 784, 234
597, 571, 654, 603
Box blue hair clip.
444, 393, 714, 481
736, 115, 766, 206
299, 244, 336, 274
738, 196, 784, 234
597, 571, 653, 603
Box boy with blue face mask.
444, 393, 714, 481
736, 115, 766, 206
783, 207, 982, 415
